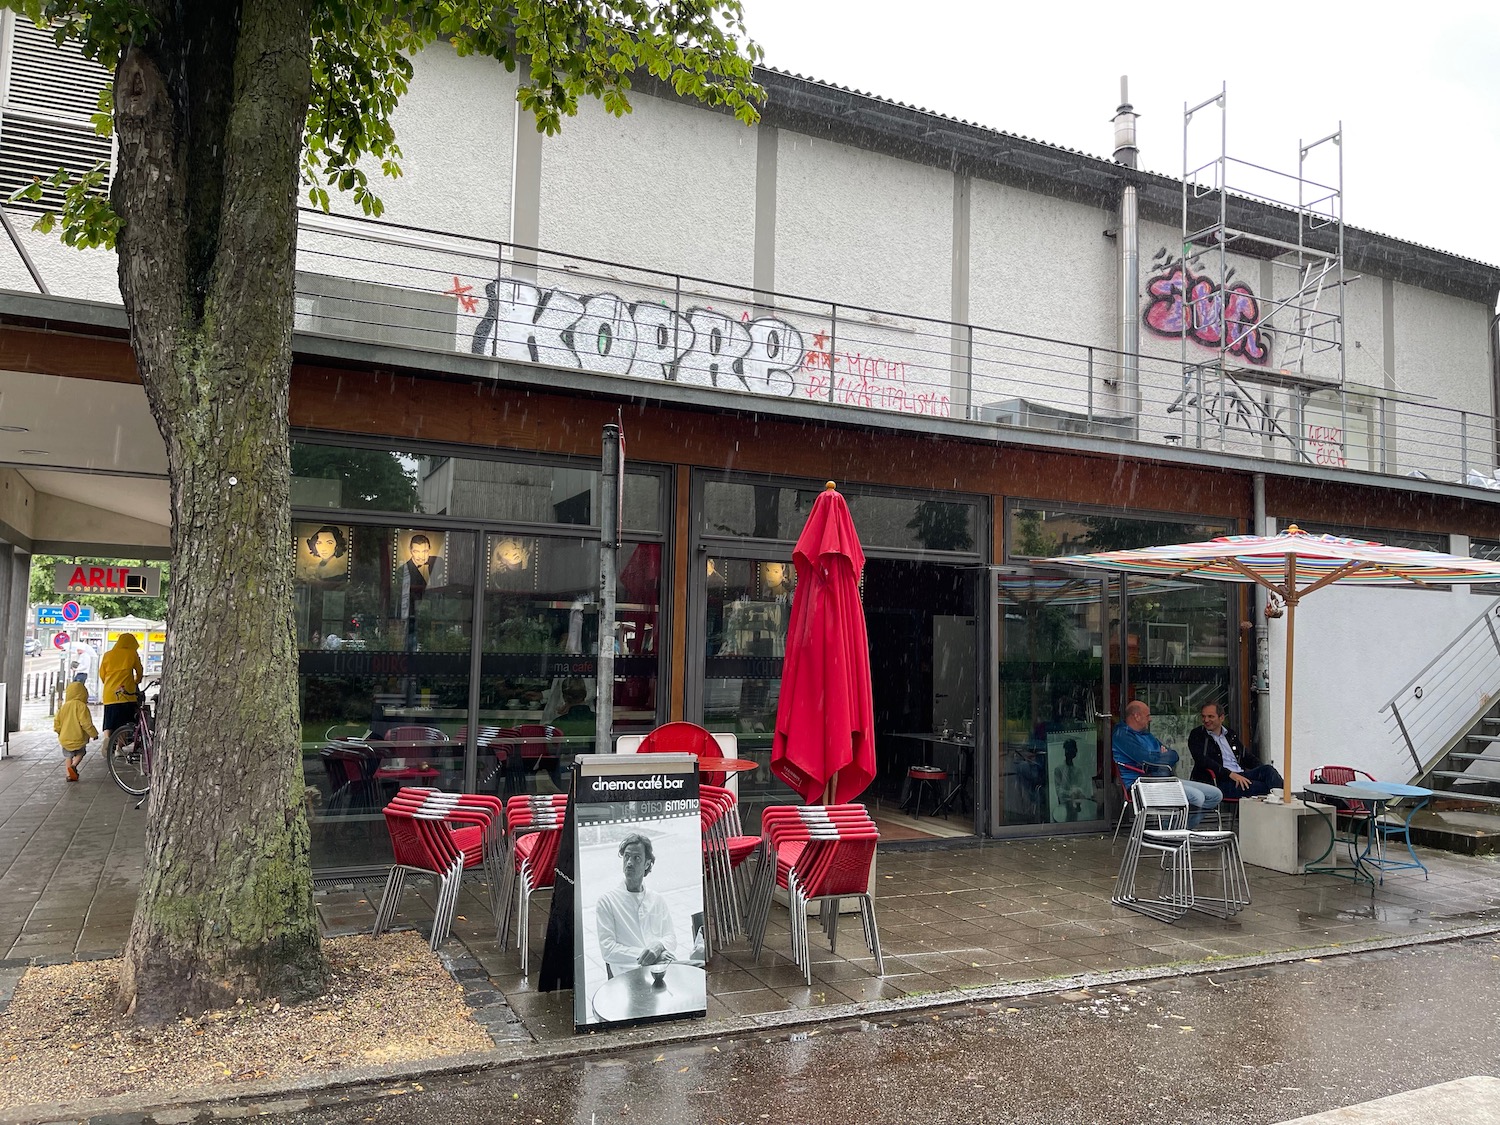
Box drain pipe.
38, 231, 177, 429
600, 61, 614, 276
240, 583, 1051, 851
1113, 78, 1140, 422
1252, 473, 1271, 755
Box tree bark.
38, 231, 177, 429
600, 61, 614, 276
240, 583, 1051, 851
112, 0, 326, 1022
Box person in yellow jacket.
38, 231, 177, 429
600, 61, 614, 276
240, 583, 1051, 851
53, 680, 98, 782
98, 633, 144, 747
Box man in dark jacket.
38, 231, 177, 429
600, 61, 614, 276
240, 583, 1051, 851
1188, 701, 1283, 797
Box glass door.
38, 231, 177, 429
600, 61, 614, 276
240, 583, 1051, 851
1115, 575, 1233, 779
994, 572, 1113, 831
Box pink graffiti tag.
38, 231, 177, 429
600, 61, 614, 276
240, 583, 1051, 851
1143, 263, 1270, 364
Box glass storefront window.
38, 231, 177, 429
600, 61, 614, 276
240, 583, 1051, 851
997, 574, 1108, 827
479, 537, 661, 793
291, 440, 662, 532
700, 555, 796, 831
1007, 505, 1231, 559
997, 504, 1237, 831
703, 479, 977, 553
295, 523, 475, 868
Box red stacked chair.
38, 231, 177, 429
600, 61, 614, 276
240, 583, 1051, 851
372, 787, 506, 951
699, 783, 760, 949
747, 804, 884, 985
500, 792, 569, 977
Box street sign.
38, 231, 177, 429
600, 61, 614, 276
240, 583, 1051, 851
61, 601, 81, 622
35, 604, 93, 626
52, 631, 69, 650
54, 563, 161, 597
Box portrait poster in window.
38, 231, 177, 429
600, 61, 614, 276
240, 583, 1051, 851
1046, 728, 1100, 823
395, 529, 448, 616
572, 754, 705, 1031
487, 534, 534, 591
294, 522, 352, 583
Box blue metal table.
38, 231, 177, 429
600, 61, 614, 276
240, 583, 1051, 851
1301, 782, 1395, 888
1347, 779, 1432, 881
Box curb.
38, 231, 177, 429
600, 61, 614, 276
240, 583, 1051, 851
6, 920, 1500, 1125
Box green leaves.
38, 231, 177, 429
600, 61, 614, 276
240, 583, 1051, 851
7, 162, 120, 248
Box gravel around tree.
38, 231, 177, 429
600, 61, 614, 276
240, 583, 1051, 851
0, 933, 492, 1110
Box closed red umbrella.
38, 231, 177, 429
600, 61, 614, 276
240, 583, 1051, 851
772, 482, 876, 805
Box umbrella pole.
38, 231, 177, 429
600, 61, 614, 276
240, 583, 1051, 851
1282, 598, 1296, 798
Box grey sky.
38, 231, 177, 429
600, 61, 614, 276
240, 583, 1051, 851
742, 0, 1500, 276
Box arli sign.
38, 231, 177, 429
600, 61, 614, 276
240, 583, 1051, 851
54, 564, 161, 597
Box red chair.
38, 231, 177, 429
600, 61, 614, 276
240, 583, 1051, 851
1310, 765, 1378, 839
501, 792, 569, 977
1204, 767, 1242, 831
747, 804, 883, 984
373, 788, 507, 947
905, 765, 948, 819
1111, 759, 1145, 847
699, 783, 759, 948
374, 726, 449, 783
514, 724, 565, 792
637, 721, 729, 786
384, 725, 449, 745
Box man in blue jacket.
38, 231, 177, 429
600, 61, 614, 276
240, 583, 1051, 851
1113, 699, 1222, 828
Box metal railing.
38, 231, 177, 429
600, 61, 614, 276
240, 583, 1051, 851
1380, 598, 1500, 775
292, 210, 1498, 487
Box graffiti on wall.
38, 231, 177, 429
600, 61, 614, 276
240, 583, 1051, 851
1166, 380, 1295, 444
463, 278, 952, 418
800, 332, 950, 416
1142, 250, 1272, 365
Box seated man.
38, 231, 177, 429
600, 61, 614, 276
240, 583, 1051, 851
1188, 701, 1283, 798
1112, 700, 1222, 829
596, 833, 677, 977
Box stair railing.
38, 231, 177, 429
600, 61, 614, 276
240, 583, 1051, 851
1380, 597, 1500, 777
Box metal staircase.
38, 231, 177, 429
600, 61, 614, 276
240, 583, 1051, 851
1424, 709, 1500, 805
1380, 599, 1500, 805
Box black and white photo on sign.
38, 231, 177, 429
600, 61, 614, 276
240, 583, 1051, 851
294, 522, 352, 583
575, 802, 705, 1025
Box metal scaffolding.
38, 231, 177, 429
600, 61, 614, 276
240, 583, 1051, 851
1179, 84, 1349, 464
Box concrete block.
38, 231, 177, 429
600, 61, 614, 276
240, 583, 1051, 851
1239, 797, 1337, 875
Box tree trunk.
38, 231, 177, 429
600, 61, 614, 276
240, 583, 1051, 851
112, 0, 326, 1022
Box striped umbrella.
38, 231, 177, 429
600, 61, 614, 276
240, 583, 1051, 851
1048, 526, 1500, 791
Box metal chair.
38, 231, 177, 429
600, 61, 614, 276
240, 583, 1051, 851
500, 792, 569, 978
1112, 780, 1250, 922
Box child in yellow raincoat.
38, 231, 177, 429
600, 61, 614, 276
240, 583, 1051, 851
53, 680, 98, 782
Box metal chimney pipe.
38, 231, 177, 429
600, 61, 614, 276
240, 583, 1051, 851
1113, 77, 1141, 418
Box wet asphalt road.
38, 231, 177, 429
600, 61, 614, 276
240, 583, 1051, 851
277, 937, 1500, 1125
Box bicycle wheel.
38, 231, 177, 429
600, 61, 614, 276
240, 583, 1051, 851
106, 724, 151, 797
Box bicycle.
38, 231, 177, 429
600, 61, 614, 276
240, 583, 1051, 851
106, 679, 160, 805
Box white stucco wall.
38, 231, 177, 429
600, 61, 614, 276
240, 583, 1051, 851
537, 90, 758, 287
0, 224, 117, 303
965, 179, 1115, 423
774, 132, 953, 322
325, 45, 516, 239
1265, 583, 1490, 786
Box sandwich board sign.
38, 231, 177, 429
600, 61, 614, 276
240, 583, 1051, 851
567, 753, 705, 1031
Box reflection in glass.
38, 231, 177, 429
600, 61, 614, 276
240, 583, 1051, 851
479, 537, 660, 794
1007, 505, 1230, 560
295, 525, 475, 868
997, 574, 1106, 828
703, 479, 977, 552
291, 441, 661, 531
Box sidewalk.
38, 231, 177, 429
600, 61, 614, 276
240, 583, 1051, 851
3, 727, 1498, 1040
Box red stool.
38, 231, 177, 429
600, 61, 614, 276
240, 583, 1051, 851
906, 765, 948, 819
